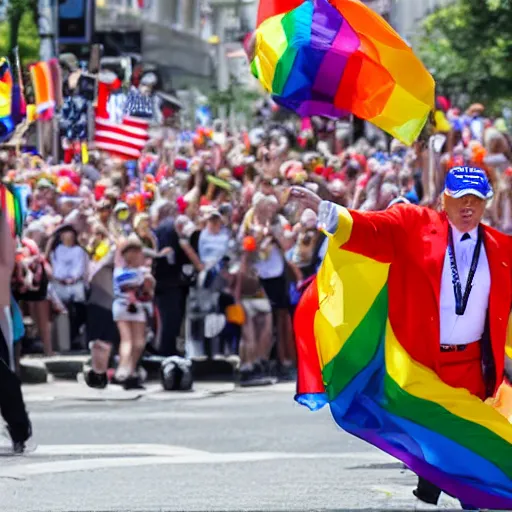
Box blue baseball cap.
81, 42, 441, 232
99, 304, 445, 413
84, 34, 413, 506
444, 166, 493, 200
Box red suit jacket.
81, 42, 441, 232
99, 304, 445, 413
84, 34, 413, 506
341, 204, 512, 395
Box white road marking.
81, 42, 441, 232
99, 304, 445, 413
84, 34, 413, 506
29, 444, 207, 457
23, 383, 236, 404
29, 411, 223, 420
0, 447, 395, 478
370, 484, 462, 510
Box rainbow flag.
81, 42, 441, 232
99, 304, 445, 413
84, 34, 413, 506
251, 0, 435, 145
0, 58, 14, 140
0, 184, 24, 238
30, 61, 55, 120
295, 215, 512, 509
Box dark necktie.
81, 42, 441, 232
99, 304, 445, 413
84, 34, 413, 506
461, 233, 471, 241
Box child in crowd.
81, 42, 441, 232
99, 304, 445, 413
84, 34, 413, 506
112, 235, 155, 389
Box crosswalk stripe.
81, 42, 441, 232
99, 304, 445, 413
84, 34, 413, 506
0, 448, 395, 478
27, 444, 207, 456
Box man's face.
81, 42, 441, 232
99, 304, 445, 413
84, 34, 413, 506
260, 180, 273, 196
99, 206, 111, 222
443, 193, 486, 232
207, 217, 222, 234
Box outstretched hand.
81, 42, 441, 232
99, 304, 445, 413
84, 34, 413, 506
287, 186, 322, 214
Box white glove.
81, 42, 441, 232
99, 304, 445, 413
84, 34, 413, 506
318, 201, 341, 235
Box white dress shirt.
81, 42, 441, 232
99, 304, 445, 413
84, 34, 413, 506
439, 224, 490, 345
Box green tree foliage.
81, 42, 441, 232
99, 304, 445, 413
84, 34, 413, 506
418, 0, 512, 112
0, 0, 39, 61
0, 11, 40, 64
209, 75, 263, 118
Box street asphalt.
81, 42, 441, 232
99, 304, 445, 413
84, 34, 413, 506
0, 382, 462, 511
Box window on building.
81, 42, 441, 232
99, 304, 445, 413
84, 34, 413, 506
172, 0, 182, 25
158, 0, 181, 26
182, 0, 198, 30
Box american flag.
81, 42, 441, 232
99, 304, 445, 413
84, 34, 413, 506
94, 115, 150, 161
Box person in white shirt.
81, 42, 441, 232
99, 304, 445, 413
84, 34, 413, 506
48, 224, 89, 349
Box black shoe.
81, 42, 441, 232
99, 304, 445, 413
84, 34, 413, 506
238, 368, 252, 386
123, 376, 145, 390
413, 477, 441, 505
110, 375, 126, 386
9, 423, 35, 455
277, 364, 297, 382
12, 440, 30, 454
84, 368, 108, 389
239, 365, 274, 387
258, 360, 271, 377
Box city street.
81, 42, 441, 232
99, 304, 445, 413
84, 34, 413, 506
0, 382, 462, 511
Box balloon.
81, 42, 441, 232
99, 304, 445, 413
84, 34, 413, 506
243, 236, 257, 253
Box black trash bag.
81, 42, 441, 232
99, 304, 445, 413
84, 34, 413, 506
161, 356, 193, 391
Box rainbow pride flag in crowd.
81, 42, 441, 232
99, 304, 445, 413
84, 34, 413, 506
294, 228, 512, 509
251, 0, 435, 145
0, 184, 24, 238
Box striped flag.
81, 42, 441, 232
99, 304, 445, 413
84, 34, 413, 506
94, 115, 150, 161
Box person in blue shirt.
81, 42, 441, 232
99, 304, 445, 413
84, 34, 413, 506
198, 210, 231, 266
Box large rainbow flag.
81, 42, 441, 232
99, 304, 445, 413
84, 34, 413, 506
251, 0, 435, 145
295, 217, 512, 509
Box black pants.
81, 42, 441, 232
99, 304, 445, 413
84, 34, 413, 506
415, 477, 442, 505
156, 287, 186, 357
0, 325, 31, 443
66, 301, 87, 348
415, 477, 476, 510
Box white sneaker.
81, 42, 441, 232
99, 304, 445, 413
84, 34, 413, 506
437, 493, 462, 509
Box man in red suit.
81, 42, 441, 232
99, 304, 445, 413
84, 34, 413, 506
292, 166, 512, 509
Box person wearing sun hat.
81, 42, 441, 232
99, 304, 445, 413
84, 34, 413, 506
291, 165, 512, 509
110, 234, 155, 390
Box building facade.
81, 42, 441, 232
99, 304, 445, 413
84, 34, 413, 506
203, 0, 258, 94
95, 0, 214, 91
389, 0, 455, 40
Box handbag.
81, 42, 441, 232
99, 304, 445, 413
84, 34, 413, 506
225, 304, 246, 326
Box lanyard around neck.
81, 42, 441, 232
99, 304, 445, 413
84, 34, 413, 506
447, 226, 483, 316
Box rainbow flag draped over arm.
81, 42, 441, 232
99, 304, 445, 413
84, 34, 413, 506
251, 0, 435, 145
294, 208, 512, 509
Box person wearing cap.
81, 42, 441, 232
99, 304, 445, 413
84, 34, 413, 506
198, 209, 231, 267
111, 202, 132, 239
292, 166, 512, 509
96, 198, 113, 230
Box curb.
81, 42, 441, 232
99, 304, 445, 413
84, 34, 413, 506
44, 356, 88, 380
21, 354, 240, 384
23, 383, 237, 404
20, 360, 48, 385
